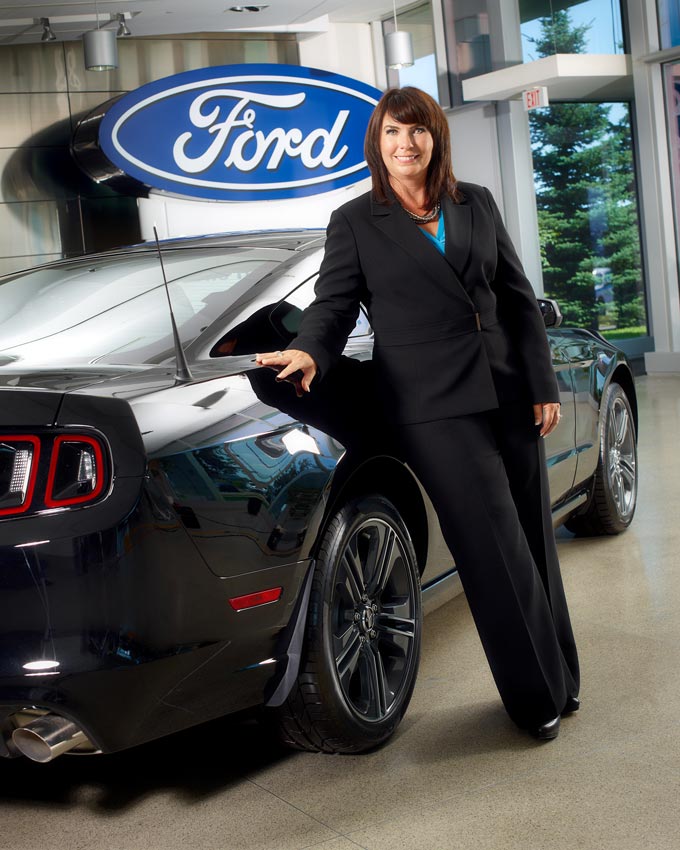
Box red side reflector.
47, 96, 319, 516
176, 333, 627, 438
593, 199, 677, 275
229, 587, 283, 612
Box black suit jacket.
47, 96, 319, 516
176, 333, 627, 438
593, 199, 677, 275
291, 182, 559, 424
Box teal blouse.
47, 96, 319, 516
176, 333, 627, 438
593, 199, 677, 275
419, 212, 445, 254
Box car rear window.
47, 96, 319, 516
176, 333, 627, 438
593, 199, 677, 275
0, 248, 284, 367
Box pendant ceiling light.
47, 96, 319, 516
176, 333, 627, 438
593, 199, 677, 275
384, 0, 414, 70
40, 18, 56, 42
83, 1, 118, 71
116, 13, 132, 37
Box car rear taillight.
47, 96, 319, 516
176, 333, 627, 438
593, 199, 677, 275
0, 431, 108, 518
0, 436, 41, 516
45, 435, 105, 508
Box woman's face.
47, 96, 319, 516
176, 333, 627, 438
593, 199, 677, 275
379, 113, 434, 187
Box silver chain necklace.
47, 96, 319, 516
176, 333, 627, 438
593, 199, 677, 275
402, 199, 441, 223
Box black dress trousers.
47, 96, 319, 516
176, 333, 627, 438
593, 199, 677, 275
396, 402, 580, 728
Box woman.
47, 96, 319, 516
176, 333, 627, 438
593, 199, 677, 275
256, 86, 579, 741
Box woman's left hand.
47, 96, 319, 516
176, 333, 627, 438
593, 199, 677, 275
533, 402, 561, 438
255, 348, 318, 397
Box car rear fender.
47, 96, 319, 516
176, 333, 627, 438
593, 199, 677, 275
304, 451, 430, 578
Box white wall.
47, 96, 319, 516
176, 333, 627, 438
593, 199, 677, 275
139, 178, 372, 241
298, 23, 377, 88
447, 103, 503, 198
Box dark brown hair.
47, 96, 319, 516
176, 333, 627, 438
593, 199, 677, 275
365, 87, 462, 206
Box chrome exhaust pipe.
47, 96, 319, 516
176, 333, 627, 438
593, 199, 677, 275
12, 715, 90, 763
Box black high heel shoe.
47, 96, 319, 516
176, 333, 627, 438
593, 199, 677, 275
531, 715, 560, 741
562, 695, 580, 715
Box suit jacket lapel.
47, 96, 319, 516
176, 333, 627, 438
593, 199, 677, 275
370, 195, 473, 306
442, 193, 472, 281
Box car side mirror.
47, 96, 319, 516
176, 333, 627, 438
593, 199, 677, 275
537, 298, 563, 328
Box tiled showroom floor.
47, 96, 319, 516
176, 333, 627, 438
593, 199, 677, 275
1, 374, 679, 850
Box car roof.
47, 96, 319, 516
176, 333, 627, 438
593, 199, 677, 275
137, 229, 327, 253
2, 230, 327, 279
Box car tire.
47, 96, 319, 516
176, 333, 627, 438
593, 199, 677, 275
566, 382, 638, 536
274, 494, 422, 753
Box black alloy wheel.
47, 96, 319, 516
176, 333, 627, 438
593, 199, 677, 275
566, 382, 638, 536
276, 494, 422, 753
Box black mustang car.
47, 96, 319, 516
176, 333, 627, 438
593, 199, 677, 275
0, 232, 638, 762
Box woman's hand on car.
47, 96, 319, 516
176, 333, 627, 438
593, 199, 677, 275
533, 402, 561, 438
256, 349, 318, 397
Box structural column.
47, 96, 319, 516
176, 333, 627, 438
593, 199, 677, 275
487, 0, 545, 294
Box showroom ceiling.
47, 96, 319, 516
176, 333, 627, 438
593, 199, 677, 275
0, 0, 412, 44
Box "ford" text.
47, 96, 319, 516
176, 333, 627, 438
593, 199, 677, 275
172, 90, 350, 174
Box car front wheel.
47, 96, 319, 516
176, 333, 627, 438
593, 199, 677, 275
275, 494, 422, 753
566, 382, 638, 536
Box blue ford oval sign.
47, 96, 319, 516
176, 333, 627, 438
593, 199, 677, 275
99, 64, 382, 201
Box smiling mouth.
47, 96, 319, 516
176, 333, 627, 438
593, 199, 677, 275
395, 155, 418, 162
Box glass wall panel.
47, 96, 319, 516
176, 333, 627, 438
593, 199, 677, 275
384, 3, 440, 101
0, 94, 71, 149
0, 43, 68, 94
522, 9, 644, 341
0, 201, 62, 258
663, 62, 680, 275
520, 0, 624, 61
659, 0, 680, 48
529, 100, 647, 338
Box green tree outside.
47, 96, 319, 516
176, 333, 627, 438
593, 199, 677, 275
526, 10, 646, 337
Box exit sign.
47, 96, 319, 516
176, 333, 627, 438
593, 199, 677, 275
522, 86, 549, 110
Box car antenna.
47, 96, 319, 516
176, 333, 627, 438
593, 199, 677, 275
153, 226, 193, 384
